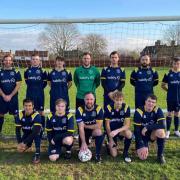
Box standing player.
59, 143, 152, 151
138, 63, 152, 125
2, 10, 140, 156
161, 57, 180, 138
15, 99, 42, 164
76, 92, 104, 163
74, 52, 100, 109
0, 54, 22, 135
101, 51, 125, 108
130, 55, 159, 108
104, 91, 132, 162
24, 53, 47, 133
48, 56, 72, 112
134, 94, 166, 164
46, 99, 74, 161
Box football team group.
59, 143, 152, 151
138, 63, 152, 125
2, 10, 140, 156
0, 51, 179, 164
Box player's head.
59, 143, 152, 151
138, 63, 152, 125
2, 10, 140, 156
110, 51, 120, 66
140, 55, 150, 67
55, 98, 67, 114
112, 91, 124, 108
144, 94, 157, 112
3, 54, 13, 69
84, 92, 95, 109
55, 56, 65, 69
23, 98, 34, 115
172, 57, 180, 71
82, 52, 91, 67
31, 53, 41, 67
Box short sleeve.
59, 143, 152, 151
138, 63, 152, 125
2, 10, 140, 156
67, 113, 75, 132
162, 73, 168, 84
67, 71, 72, 82
76, 107, 83, 124
15, 70, 22, 82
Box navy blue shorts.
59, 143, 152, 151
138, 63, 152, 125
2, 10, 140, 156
48, 134, 73, 156
0, 95, 19, 115
79, 129, 93, 147
26, 94, 44, 111
167, 101, 180, 112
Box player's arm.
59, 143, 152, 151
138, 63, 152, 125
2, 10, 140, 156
145, 108, 166, 131
46, 114, 53, 143
0, 88, 6, 98
42, 70, 48, 88
130, 70, 136, 86
101, 68, 108, 91
23, 115, 42, 145
47, 72, 51, 87
133, 110, 145, 149
15, 115, 22, 143
95, 68, 100, 88
117, 68, 126, 90
153, 69, 159, 86
73, 69, 79, 87
67, 71, 72, 89
161, 74, 168, 91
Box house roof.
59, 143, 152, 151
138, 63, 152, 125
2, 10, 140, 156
15, 50, 48, 57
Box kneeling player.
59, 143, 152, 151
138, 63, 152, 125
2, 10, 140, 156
76, 92, 104, 163
134, 94, 166, 164
15, 99, 42, 164
104, 91, 132, 163
46, 99, 74, 162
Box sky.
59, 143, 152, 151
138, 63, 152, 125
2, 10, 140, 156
0, 0, 180, 52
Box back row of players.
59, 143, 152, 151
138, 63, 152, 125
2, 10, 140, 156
0, 52, 179, 164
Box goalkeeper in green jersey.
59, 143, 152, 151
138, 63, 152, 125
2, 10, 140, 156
74, 52, 100, 109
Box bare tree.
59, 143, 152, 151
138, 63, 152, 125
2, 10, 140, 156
38, 24, 80, 56
80, 33, 107, 57
164, 23, 180, 45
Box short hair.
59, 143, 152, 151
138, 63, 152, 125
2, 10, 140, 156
31, 53, 39, 58
84, 92, 95, 99
173, 57, 180, 62
110, 51, 120, 58
82, 52, 92, 57
140, 55, 150, 60
56, 56, 65, 62
23, 98, 34, 105
112, 91, 124, 100
55, 98, 67, 106
3, 54, 13, 61
145, 94, 157, 101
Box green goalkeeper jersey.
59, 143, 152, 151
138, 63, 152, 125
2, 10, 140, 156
74, 65, 100, 99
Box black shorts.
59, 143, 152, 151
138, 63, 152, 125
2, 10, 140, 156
26, 94, 44, 111
167, 101, 180, 112
0, 95, 19, 115
48, 134, 73, 156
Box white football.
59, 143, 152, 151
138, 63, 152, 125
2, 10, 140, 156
78, 149, 92, 162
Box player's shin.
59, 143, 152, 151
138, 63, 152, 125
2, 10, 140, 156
0, 116, 4, 133
123, 137, 132, 158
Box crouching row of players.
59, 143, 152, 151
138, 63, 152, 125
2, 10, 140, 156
16, 92, 166, 164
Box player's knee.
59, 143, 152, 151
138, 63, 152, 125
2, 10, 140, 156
124, 130, 132, 139
92, 129, 102, 136
174, 111, 180, 117
49, 154, 59, 162
63, 137, 73, 145
0, 114, 4, 118
156, 129, 165, 138
167, 112, 173, 117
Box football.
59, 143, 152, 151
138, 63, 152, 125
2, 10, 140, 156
78, 149, 92, 162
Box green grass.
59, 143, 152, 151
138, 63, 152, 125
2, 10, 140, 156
1, 67, 180, 179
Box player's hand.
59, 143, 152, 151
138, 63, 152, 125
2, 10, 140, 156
141, 127, 147, 136
17, 143, 28, 153
108, 92, 114, 100
109, 139, 116, 148
3, 95, 12, 102
110, 129, 119, 138
80, 142, 88, 151
51, 139, 55, 145
137, 147, 149, 160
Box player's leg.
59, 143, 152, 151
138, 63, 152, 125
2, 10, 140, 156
48, 144, 60, 162
174, 103, 180, 137
151, 129, 166, 164
92, 128, 104, 162
62, 135, 74, 159
120, 130, 132, 162
166, 101, 173, 138
108, 135, 118, 157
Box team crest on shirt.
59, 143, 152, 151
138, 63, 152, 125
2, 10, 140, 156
170, 74, 173, 77
83, 113, 86, 117
120, 111, 124, 116
143, 115, 146, 118
116, 69, 120, 73
62, 118, 67, 124
22, 118, 25, 122
28, 70, 31, 73
62, 71, 66, 76
1, 73, 3, 76
36, 69, 41, 74
147, 70, 152, 75
111, 111, 114, 115
52, 119, 56, 123
107, 69, 110, 72
52, 72, 55, 76
139, 71, 142, 74
91, 111, 96, 117
89, 70, 93, 75
10, 71, 15, 76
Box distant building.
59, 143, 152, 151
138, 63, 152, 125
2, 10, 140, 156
14, 50, 48, 61
141, 40, 180, 60
0, 50, 13, 60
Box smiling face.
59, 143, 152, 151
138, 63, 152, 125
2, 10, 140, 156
56, 101, 66, 115
3, 56, 13, 69
24, 102, 34, 115
114, 96, 124, 109
173, 59, 180, 71
82, 54, 91, 67
144, 97, 157, 112
84, 93, 95, 109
